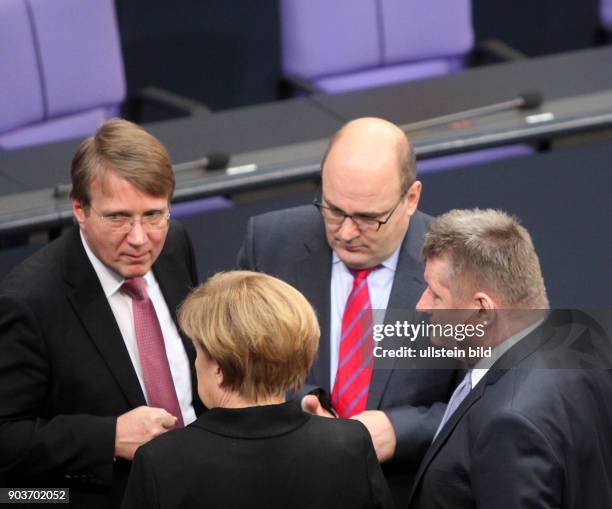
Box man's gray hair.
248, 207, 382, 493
422, 208, 549, 308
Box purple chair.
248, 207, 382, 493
280, 0, 474, 94
0, 0, 125, 150
602, 0, 612, 28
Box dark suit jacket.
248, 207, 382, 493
408, 311, 612, 509
237, 205, 458, 506
121, 401, 393, 509
0, 222, 203, 509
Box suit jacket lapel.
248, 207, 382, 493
368, 212, 428, 409
62, 228, 146, 408
296, 234, 333, 392
409, 377, 486, 500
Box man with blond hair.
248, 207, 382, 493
0, 120, 202, 508
409, 208, 612, 509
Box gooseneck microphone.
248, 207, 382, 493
173, 151, 230, 172
51, 93, 544, 199
400, 91, 544, 132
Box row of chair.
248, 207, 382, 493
5, 0, 610, 150
0, 0, 125, 149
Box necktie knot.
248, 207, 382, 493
121, 277, 148, 301
351, 267, 376, 281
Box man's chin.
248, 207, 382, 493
336, 248, 374, 270
115, 263, 151, 280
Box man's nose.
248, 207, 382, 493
337, 216, 360, 242
416, 290, 430, 312
126, 221, 147, 245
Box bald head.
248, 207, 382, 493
322, 117, 416, 194
319, 117, 422, 269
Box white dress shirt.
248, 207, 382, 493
80, 231, 196, 425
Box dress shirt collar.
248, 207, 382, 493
80, 230, 154, 298
471, 317, 545, 388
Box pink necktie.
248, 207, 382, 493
121, 277, 184, 428
331, 268, 375, 418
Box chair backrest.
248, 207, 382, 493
601, 0, 612, 28
0, 0, 126, 148
280, 0, 474, 80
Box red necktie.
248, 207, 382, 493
121, 278, 184, 428
331, 268, 375, 418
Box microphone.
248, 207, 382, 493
173, 151, 258, 176
400, 91, 544, 132
173, 151, 230, 172
517, 91, 543, 109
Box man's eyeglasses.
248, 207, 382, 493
90, 206, 170, 233
313, 196, 403, 232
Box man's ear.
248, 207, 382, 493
405, 180, 422, 215
72, 199, 87, 226
473, 291, 497, 328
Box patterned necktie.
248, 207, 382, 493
121, 277, 184, 428
433, 369, 472, 440
331, 268, 376, 418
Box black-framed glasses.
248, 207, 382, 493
313, 195, 404, 232
90, 206, 170, 233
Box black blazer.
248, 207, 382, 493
237, 205, 459, 506
408, 311, 612, 509
0, 223, 203, 509
121, 401, 393, 509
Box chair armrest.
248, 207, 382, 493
277, 75, 320, 98
124, 86, 210, 122
471, 38, 529, 66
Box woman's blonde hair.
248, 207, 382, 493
179, 271, 320, 401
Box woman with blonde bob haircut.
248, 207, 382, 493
122, 271, 392, 509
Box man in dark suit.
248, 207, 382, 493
0, 120, 203, 508
409, 208, 612, 509
238, 117, 457, 506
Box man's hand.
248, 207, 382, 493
351, 410, 396, 462
301, 394, 335, 418
115, 406, 178, 460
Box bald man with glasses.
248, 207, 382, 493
238, 117, 457, 507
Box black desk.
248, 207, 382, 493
2, 47, 612, 236
312, 46, 612, 123
0, 98, 342, 195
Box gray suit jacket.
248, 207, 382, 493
238, 205, 457, 506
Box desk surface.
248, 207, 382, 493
3, 46, 612, 189
0, 98, 342, 195
313, 46, 612, 123
2, 46, 612, 235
